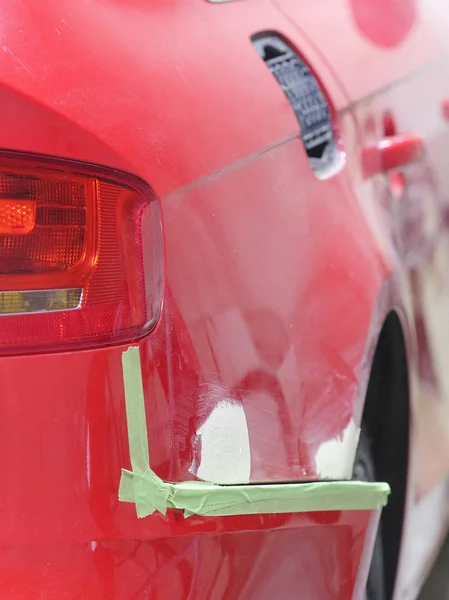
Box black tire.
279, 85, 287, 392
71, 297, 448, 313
353, 430, 386, 600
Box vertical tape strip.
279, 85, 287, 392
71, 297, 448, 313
120, 346, 169, 517
119, 346, 390, 519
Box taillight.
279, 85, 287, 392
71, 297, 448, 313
0, 153, 163, 354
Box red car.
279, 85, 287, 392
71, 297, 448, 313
0, 0, 448, 598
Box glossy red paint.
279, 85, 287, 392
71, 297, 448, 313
0, 511, 378, 599
0, 345, 380, 598
0, 0, 448, 598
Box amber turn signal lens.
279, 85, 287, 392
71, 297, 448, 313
0, 199, 36, 235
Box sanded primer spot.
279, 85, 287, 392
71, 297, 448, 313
315, 419, 360, 479
191, 399, 251, 484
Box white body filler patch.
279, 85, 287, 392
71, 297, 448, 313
315, 419, 360, 480
193, 400, 251, 484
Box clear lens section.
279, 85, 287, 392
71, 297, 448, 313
0, 289, 82, 315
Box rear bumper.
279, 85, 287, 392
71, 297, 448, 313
0, 343, 385, 598
0, 509, 379, 599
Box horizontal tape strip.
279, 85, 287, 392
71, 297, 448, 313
119, 346, 390, 519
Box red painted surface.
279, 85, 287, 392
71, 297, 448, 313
348, 0, 417, 48
0, 512, 378, 599
0, 0, 447, 598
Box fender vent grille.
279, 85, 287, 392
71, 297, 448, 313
252, 34, 339, 177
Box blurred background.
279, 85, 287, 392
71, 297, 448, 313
420, 538, 449, 598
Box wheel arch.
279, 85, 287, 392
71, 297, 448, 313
361, 309, 410, 599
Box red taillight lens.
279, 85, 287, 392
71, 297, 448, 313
0, 155, 163, 354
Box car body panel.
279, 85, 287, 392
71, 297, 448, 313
343, 29, 449, 600
160, 131, 388, 484
273, 0, 449, 104
0, 0, 449, 598
271, 4, 449, 596
0, 340, 380, 599
0, 0, 390, 486
0, 0, 301, 195
0, 511, 379, 599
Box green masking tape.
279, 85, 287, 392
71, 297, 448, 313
119, 346, 390, 519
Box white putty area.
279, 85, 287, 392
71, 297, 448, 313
315, 419, 360, 479
193, 399, 251, 484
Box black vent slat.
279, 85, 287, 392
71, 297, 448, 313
252, 35, 339, 177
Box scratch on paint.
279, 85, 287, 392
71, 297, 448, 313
175, 65, 187, 83
2, 46, 31, 75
